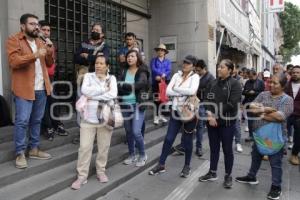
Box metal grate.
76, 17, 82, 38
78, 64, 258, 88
88, 0, 127, 75
45, 0, 126, 81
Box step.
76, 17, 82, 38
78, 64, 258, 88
46, 133, 178, 200
0, 111, 157, 164
0, 126, 168, 200
0, 117, 77, 144
0, 126, 79, 164
0, 109, 156, 144
0, 120, 165, 188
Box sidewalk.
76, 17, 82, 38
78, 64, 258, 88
98, 123, 300, 200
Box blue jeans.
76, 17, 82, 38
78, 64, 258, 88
248, 145, 284, 187
14, 91, 47, 155
122, 104, 145, 157
207, 124, 235, 175
159, 111, 197, 166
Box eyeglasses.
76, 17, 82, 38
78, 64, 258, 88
27, 22, 39, 27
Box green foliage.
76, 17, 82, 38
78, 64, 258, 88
279, 2, 300, 63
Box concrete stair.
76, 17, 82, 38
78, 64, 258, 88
0, 125, 168, 200
0, 110, 169, 200
45, 129, 173, 200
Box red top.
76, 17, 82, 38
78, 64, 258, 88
47, 46, 56, 78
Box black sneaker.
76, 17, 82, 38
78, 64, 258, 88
199, 171, 218, 182
174, 145, 185, 155
56, 124, 68, 136
45, 128, 55, 141
195, 148, 203, 157
235, 175, 259, 185
267, 185, 282, 200
149, 165, 166, 175
180, 165, 191, 178
223, 175, 233, 189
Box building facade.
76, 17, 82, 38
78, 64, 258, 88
261, 0, 283, 70
0, 0, 283, 115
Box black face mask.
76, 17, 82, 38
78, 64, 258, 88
91, 31, 101, 40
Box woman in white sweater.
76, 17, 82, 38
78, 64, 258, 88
149, 55, 200, 178
71, 55, 118, 190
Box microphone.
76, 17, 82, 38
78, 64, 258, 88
38, 32, 52, 47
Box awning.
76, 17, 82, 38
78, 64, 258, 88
225, 30, 250, 54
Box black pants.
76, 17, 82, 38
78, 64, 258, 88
207, 123, 235, 175
41, 94, 60, 130
247, 112, 256, 138
291, 115, 300, 156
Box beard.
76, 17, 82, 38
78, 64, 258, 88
25, 28, 39, 38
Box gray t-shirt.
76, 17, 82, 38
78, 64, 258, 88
252, 91, 294, 135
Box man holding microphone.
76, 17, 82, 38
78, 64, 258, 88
6, 13, 54, 169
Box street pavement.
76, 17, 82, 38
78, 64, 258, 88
98, 123, 300, 200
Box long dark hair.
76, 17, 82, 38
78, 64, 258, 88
125, 49, 144, 68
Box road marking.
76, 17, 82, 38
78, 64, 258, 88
163, 160, 210, 200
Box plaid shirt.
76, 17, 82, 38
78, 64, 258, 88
252, 91, 294, 135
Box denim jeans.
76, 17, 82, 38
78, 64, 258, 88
122, 104, 145, 157
207, 123, 235, 175
14, 90, 47, 155
159, 110, 197, 166
248, 144, 284, 187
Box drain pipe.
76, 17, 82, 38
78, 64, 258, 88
216, 25, 226, 63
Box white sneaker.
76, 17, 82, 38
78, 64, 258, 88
288, 136, 293, 143
159, 115, 168, 123
123, 155, 137, 165
136, 155, 147, 167
288, 144, 293, 150
236, 143, 243, 153
154, 116, 160, 125
244, 127, 249, 132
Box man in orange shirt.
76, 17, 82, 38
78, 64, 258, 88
6, 13, 54, 169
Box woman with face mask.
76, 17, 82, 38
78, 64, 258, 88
198, 59, 242, 189
74, 23, 110, 74
71, 55, 117, 190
